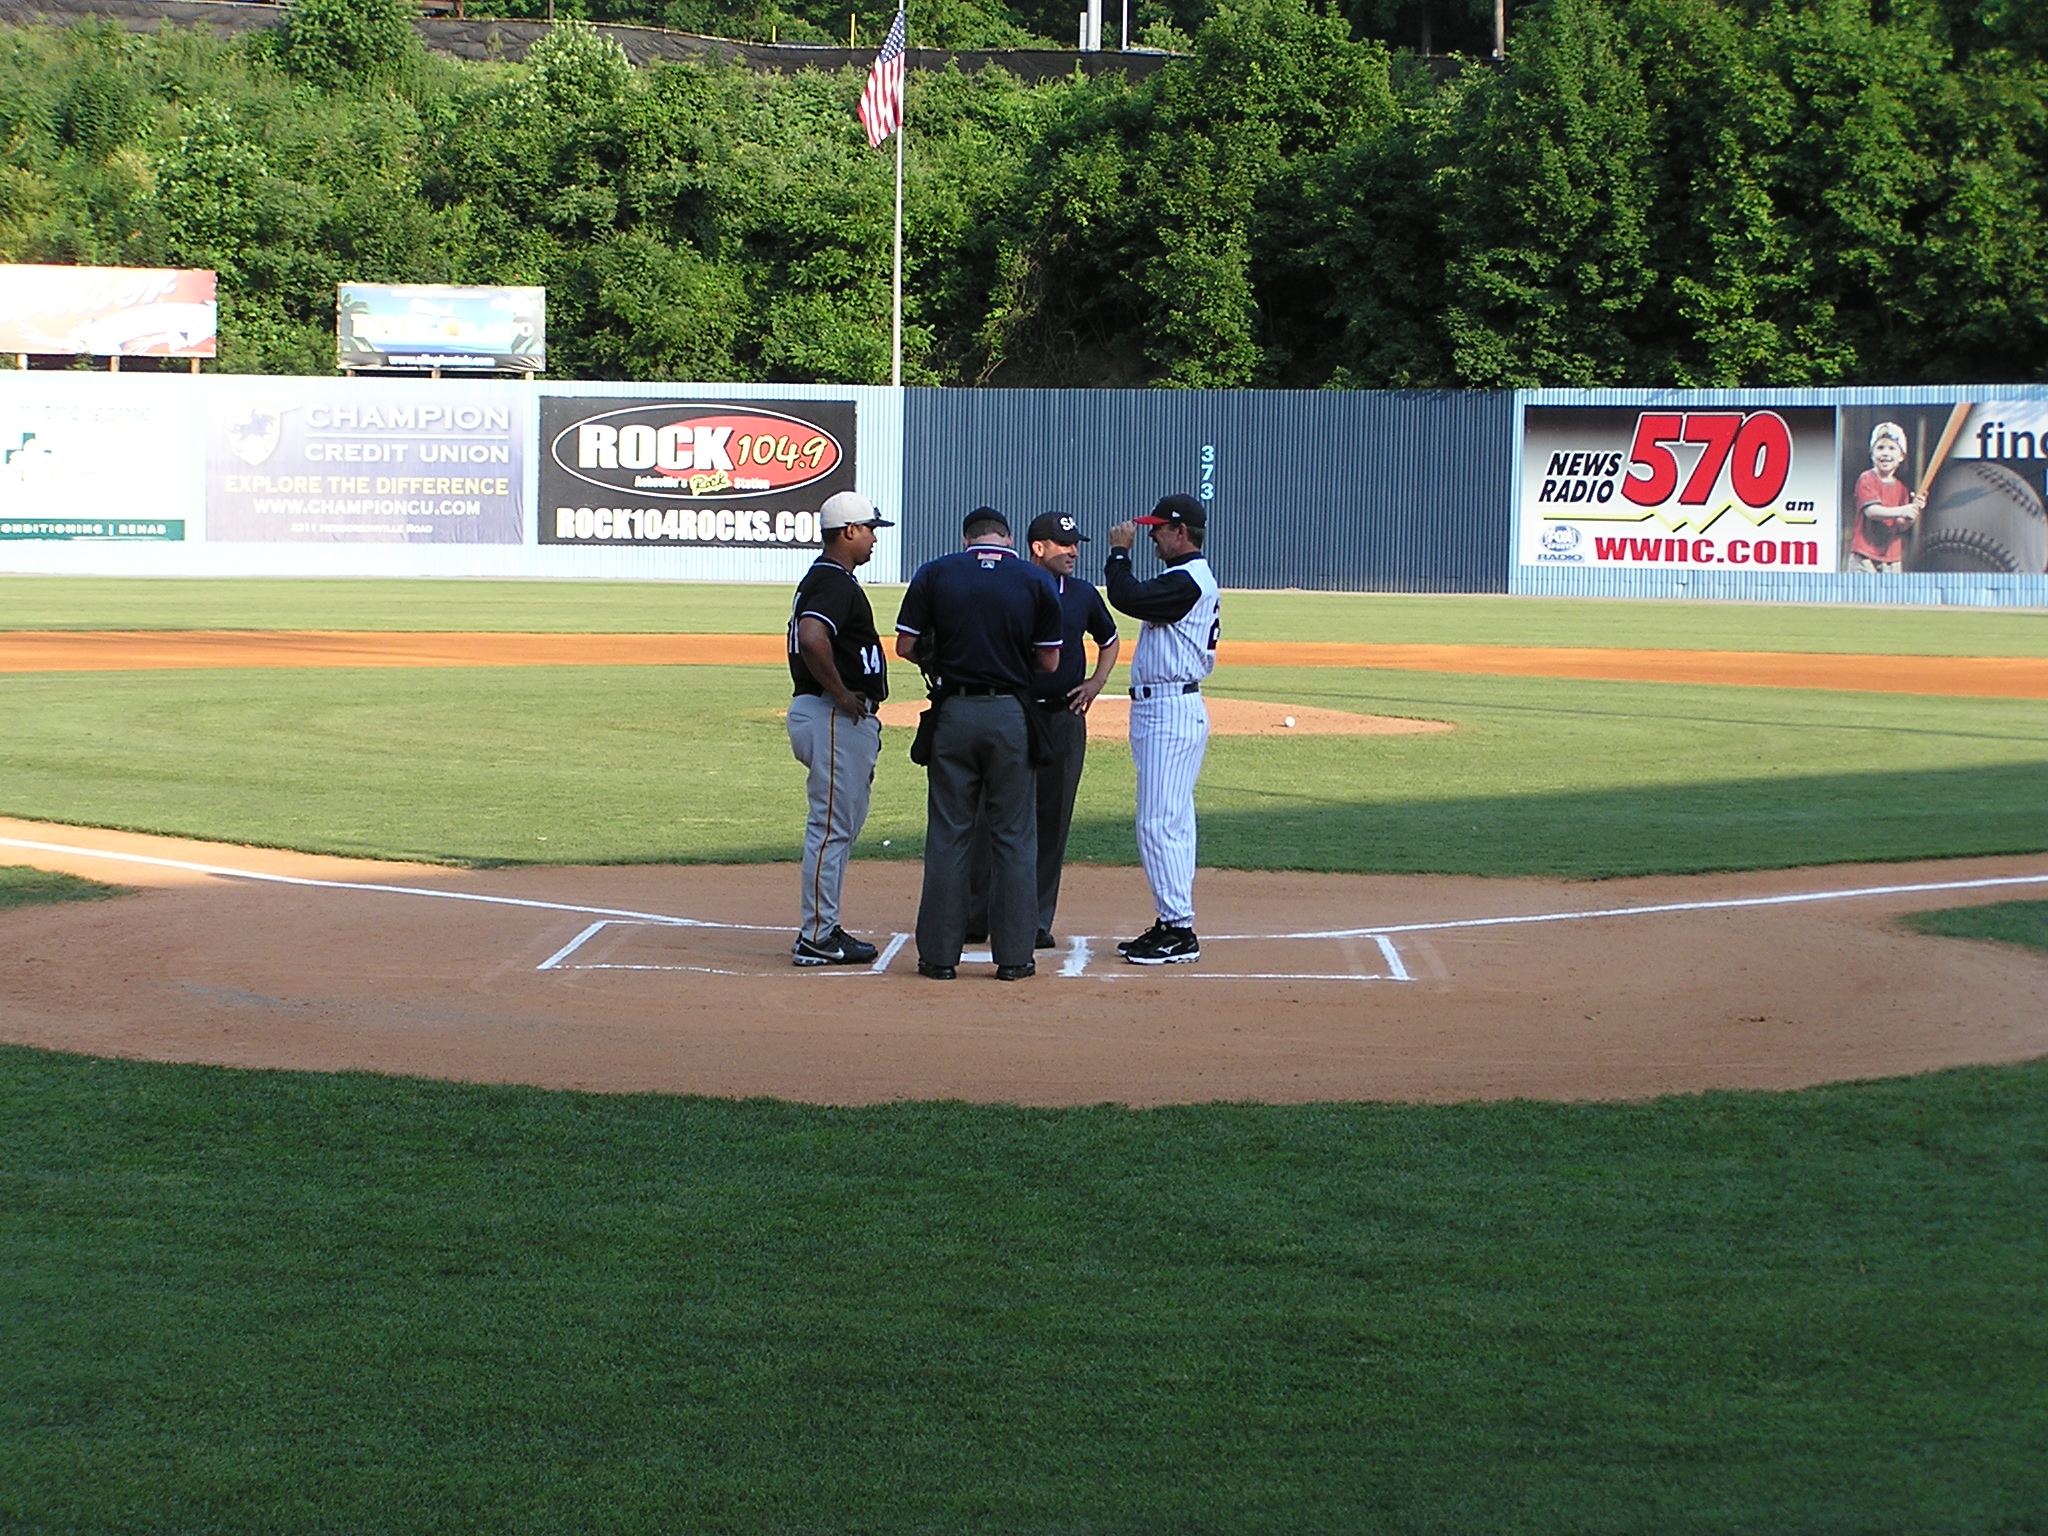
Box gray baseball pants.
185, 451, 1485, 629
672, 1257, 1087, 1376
787, 692, 882, 945
917, 694, 1038, 968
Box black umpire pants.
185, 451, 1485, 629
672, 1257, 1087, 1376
966, 704, 1087, 937
917, 695, 1038, 969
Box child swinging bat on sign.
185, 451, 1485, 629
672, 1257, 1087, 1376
1846, 422, 1925, 575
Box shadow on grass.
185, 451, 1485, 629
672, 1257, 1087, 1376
1054, 760, 2048, 880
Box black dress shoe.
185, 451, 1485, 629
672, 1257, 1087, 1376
917, 960, 957, 980
994, 962, 1036, 981
1034, 929, 1057, 949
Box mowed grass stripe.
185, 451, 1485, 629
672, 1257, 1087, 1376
1, 663, 2042, 875
4, 577, 2047, 656
2, 1045, 2043, 1532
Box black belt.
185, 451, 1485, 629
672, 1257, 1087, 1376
951, 684, 1011, 697
1130, 682, 1201, 699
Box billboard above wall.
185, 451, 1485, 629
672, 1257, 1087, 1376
337, 284, 545, 373
0, 265, 216, 357
1518, 399, 2048, 578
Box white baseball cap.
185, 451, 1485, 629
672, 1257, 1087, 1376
819, 491, 894, 529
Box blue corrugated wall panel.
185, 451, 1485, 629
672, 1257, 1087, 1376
902, 388, 1514, 592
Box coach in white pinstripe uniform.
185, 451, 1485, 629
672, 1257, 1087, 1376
1105, 494, 1219, 965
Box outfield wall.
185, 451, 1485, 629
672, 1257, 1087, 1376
1513, 386, 2048, 607
0, 374, 907, 584
5, 372, 2046, 604
902, 387, 1514, 593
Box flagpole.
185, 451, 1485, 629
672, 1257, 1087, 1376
890, 9, 905, 389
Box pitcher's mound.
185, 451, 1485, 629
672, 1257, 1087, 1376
876, 696, 1450, 740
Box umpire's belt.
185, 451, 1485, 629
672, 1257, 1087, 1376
950, 684, 1010, 697
1129, 682, 1201, 699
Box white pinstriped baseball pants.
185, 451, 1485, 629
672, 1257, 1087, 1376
1130, 691, 1208, 927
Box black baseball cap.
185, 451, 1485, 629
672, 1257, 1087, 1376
1026, 512, 1089, 545
1134, 493, 1206, 529
962, 506, 1009, 537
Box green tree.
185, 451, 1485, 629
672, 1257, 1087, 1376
1430, 0, 1656, 386
275, 0, 421, 85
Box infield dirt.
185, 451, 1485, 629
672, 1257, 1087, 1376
4, 630, 2046, 697
3, 818, 2043, 1106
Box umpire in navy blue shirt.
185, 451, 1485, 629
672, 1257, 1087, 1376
895, 508, 1064, 981
966, 512, 1121, 949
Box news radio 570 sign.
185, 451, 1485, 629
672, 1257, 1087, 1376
1520, 406, 1837, 572
539, 397, 856, 547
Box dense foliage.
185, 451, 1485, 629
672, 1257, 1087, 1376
2, 0, 2044, 385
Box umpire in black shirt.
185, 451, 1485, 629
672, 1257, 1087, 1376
894, 508, 1064, 981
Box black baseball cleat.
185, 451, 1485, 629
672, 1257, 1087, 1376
1035, 929, 1057, 950
1121, 923, 1200, 965
1116, 920, 1171, 957
793, 927, 879, 967
829, 926, 879, 964
995, 962, 1036, 981
917, 960, 957, 981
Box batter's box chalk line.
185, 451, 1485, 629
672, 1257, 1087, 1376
544, 921, 1411, 983
3, 836, 2044, 985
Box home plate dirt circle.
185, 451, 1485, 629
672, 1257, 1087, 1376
3, 819, 2045, 1106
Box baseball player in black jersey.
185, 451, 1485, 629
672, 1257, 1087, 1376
786, 490, 894, 966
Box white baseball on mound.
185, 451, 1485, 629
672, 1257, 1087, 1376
1284, 716, 1296, 728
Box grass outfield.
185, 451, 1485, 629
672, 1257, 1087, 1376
5, 575, 2048, 654
2, 1045, 2043, 1532
1, 663, 2042, 874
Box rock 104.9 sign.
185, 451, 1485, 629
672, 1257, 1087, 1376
1520, 405, 1838, 573
539, 396, 856, 547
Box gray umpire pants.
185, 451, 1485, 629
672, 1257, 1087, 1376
967, 704, 1087, 936
788, 692, 882, 945
917, 694, 1037, 969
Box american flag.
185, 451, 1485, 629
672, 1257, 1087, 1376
857, 10, 907, 147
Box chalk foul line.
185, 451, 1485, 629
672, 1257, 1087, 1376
7, 835, 2043, 978
0, 836, 788, 932
1238, 871, 2048, 942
